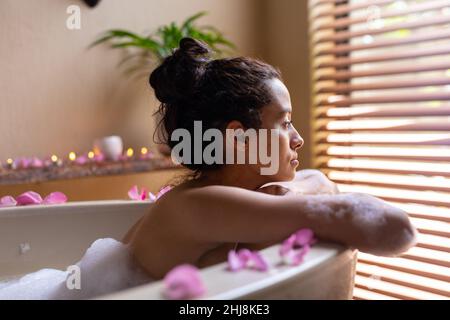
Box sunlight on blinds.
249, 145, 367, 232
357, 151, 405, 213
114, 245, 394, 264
309, 0, 450, 300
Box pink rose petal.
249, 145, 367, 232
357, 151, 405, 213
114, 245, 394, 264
163, 264, 205, 299
279, 234, 296, 256
0, 196, 17, 207
227, 249, 269, 272
128, 186, 140, 200
43, 192, 68, 204
93, 153, 105, 162
156, 185, 172, 199
75, 155, 88, 165
227, 250, 245, 272
16, 191, 43, 206
294, 229, 314, 246
280, 229, 315, 266
237, 249, 252, 263
128, 186, 148, 201
140, 188, 148, 200
148, 192, 157, 202
290, 244, 311, 266
31, 157, 44, 168
247, 251, 269, 272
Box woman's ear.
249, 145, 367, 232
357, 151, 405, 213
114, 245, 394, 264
225, 121, 246, 143
225, 120, 245, 133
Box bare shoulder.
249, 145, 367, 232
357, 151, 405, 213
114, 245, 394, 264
272, 169, 340, 195
294, 169, 328, 181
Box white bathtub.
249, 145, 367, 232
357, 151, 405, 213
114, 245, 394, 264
0, 201, 357, 299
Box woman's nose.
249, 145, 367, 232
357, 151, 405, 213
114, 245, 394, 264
291, 132, 304, 151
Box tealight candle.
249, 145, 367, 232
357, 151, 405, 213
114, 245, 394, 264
6, 158, 14, 169
126, 148, 134, 158
139, 147, 153, 160
51, 155, 62, 167
69, 152, 76, 162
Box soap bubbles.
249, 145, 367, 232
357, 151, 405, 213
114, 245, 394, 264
0, 238, 152, 300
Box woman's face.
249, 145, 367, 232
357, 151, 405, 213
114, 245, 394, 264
257, 78, 304, 181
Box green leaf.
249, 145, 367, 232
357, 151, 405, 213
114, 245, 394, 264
90, 11, 237, 77
181, 11, 208, 32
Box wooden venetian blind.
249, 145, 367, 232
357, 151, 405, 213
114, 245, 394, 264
308, 0, 450, 299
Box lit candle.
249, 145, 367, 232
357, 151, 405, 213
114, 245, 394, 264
51, 155, 62, 167
6, 158, 14, 169
69, 152, 76, 162
126, 148, 134, 158
140, 147, 153, 160
88, 151, 95, 159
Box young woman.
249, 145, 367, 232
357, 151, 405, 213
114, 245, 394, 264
123, 38, 417, 280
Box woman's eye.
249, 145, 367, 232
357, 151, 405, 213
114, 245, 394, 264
283, 120, 293, 128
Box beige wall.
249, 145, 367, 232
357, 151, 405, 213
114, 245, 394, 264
0, 0, 311, 169
260, 0, 312, 169
0, 0, 262, 160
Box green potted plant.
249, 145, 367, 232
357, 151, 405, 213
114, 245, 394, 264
91, 12, 236, 156
91, 11, 236, 79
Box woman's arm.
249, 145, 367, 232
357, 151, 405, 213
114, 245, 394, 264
170, 186, 417, 257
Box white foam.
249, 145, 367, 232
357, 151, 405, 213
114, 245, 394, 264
0, 238, 152, 300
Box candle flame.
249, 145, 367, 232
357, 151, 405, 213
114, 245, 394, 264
127, 148, 134, 157
69, 152, 76, 161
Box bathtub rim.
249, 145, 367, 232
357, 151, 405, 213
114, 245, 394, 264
98, 243, 356, 300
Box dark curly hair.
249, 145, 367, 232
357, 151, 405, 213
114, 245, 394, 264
150, 37, 281, 175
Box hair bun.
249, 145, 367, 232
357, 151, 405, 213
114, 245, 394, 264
149, 38, 211, 105
178, 37, 211, 58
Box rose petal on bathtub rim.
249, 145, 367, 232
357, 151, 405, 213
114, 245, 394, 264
227, 250, 245, 272
228, 249, 269, 272
156, 185, 172, 199
237, 248, 253, 263
140, 188, 148, 200
279, 234, 296, 256
0, 195, 17, 207
162, 264, 205, 299
247, 251, 269, 272
148, 192, 157, 202
128, 185, 139, 200
16, 191, 43, 206
294, 228, 314, 246
43, 192, 68, 204
292, 244, 311, 266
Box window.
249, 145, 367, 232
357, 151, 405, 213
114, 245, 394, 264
309, 0, 450, 299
